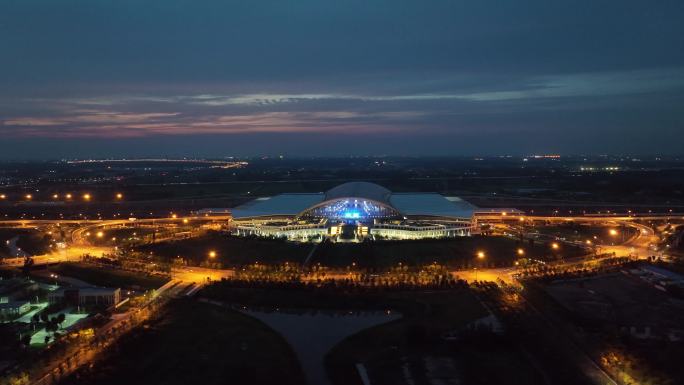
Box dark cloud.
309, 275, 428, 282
0, 0, 683, 158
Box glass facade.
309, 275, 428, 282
301, 199, 400, 221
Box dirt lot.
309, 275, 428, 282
545, 272, 684, 329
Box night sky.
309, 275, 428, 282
1, 0, 683, 159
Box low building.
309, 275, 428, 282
49, 287, 121, 307
0, 278, 39, 302
0, 301, 31, 318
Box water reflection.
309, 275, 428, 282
243, 307, 400, 385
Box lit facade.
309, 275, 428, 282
231, 182, 477, 242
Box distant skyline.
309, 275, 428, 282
1, 0, 683, 159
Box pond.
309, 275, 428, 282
242, 308, 400, 385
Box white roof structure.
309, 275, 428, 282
232, 193, 324, 218
231, 182, 476, 219
390, 193, 476, 218
325, 181, 392, 204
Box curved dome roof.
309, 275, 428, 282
324, 182, 392, 204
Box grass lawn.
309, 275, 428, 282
136, 232, 312, 266
199, 283, 534, 385
59, 299, 306, 385
49, 262, 169, 290
311, 235, 586, 269
324, 289, 492, 385
138, 232, 584, 269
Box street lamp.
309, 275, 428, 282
609, 229, 618, 236
208, 250, 217, 259
83, 193, 91, 201
517, 248, 525, 256
116, 193, 123, 200
474, 251, 485, 280
551, 242, 560, 250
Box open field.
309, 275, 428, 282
531, 223, 639, 245
58, 299, 306, 385
138, 232, 585, 269
0, 228, 53, 257
545, 272, 683, 329
136, 232, 312, 266
528, 270, 684, 384
311, 236, 585, 269
199, 282, 540, 385
43, 262, 169, 290
324, 290, 543, 385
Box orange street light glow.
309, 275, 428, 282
477, 251, 485, 259
208, 251, 217, 258
517, 248, 525, 256
551, 242, 560, 249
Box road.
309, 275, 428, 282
0, 214, 668, 287
457, 218, 659, 283
0, 213, 667, 385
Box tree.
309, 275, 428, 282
21, 256, 34, 276
44, 335, 50, 345
46, 321, 58, 333
56, 313, 66, 325
20, 334, 31, 347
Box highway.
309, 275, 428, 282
0, 214, 670, 287
0, 213, 672, 385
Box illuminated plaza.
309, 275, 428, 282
230, 182, 477, 242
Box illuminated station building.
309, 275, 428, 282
230, 182, 480, 242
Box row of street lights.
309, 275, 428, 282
0, 193, 124, 201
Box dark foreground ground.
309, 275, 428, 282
59, 299, 306, 385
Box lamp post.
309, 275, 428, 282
475, 251, 485, 281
